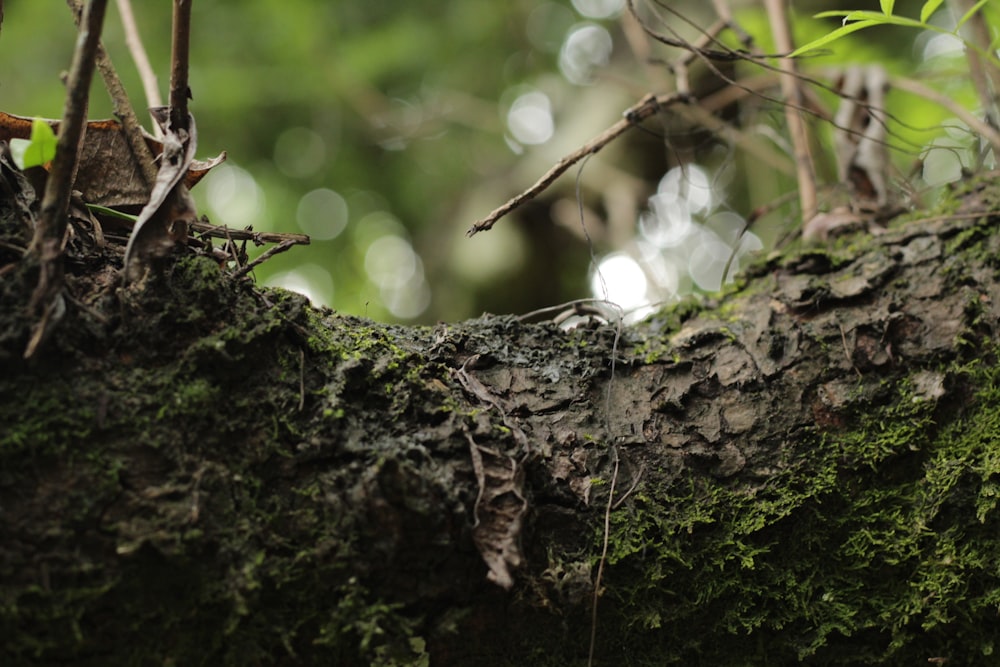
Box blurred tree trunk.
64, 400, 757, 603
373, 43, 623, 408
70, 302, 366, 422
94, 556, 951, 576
3, 179, 1000, 666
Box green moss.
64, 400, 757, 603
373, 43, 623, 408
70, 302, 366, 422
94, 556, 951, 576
0, 379, 94, 456
593, 345, 1000, 664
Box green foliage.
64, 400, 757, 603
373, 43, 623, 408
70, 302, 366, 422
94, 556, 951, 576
791, 0, 998, 67
9, 118, 56, 170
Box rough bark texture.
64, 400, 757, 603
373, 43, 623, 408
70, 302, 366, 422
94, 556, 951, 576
3, 175, 1000, 666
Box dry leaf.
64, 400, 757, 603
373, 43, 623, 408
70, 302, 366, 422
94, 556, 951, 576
122, 108, 200, 283
0, 111, 224, 208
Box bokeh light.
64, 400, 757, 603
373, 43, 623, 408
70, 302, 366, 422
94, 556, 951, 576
592, 163, 762, 317
264, 262, 334, 307
507, 90, 554, 145
273, 126, 327, 179
526, 3, 576, 53
559, 23, 613, 85
592, 253, 647, 305
297, 188, 349, 241
204, 163, 266, 228
571, 0, 624, 20
364, 234, 421, 290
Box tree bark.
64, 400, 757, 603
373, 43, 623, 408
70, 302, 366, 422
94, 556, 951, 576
3, 177, 1000, 666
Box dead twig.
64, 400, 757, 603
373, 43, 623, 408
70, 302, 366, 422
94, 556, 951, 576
115, 0, 163, 113
169, 0, 192, 133
764, 0, 817, 222
467, 93, 684, 236
229, 239, 301, 280
67, 0, 157, 187
26, 0, 108, 359
189, 220, 310, 245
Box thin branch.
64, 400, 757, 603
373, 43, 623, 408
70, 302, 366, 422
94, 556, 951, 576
230, 240, 302, 280
467, 93, 684, 236
115, 0, 162, 111
169, 0, 192, 133
764, 0, 817, 222
674, 19, 730, 94
626, 0, 782, 61
32, 1, 108, 244
26, 0, 108, 358
67, 0, 157, 188
190, 220, 310, 245
890, 75, 1000, 155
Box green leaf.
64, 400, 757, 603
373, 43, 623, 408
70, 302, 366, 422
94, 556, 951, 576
957, 0, 989, 29
85, 204, 139, 222
827, 10, 939, 30
880, 0, 895, 16
920, 0, 945, 24
9, 118, 57, 170
789, 20, 881, 58
815, 10, 874, 20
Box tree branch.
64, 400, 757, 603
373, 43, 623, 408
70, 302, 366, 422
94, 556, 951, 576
26, 0, 108, 359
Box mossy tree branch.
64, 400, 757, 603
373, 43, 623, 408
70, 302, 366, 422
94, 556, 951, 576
4, 176, 1000, 665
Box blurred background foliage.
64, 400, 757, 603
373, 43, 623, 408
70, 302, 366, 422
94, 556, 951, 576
0, 0, 994, 322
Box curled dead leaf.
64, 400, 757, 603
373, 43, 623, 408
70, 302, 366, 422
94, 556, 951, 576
122, 108, 200, 283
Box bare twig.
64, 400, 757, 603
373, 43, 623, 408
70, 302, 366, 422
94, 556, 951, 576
627, 0, 780, 61
190, 220, 310, 245
67, 0, 157, 187
467, 93, 684, 236
169, 0, 192, 133
229, 240, 301, 280
115, 0, 163, 111
674, 19, 730, 94
26, 0, 108, 359
890, 75, 1000, 155
764, 0, 816, 222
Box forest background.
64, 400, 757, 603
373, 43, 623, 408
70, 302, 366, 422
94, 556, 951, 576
0, 0, 989, 322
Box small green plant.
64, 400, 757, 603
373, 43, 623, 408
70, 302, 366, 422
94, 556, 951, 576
10, 118, 57, 170
791, 0, 996, 67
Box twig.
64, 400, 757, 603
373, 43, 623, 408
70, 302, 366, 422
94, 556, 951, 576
26, 0, 108, 359
626, 0, 780, 61
115, 0, 163, 112
764, 0, 816, 222
169, 0, 192, 133
674, 19, 730, 94
67, 0, 157, 187
467, 93, 684, 236
190, 220, 310, 245
229, 239, 300, 280
890, 75, 1000, 155
633, 1, 800, 178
